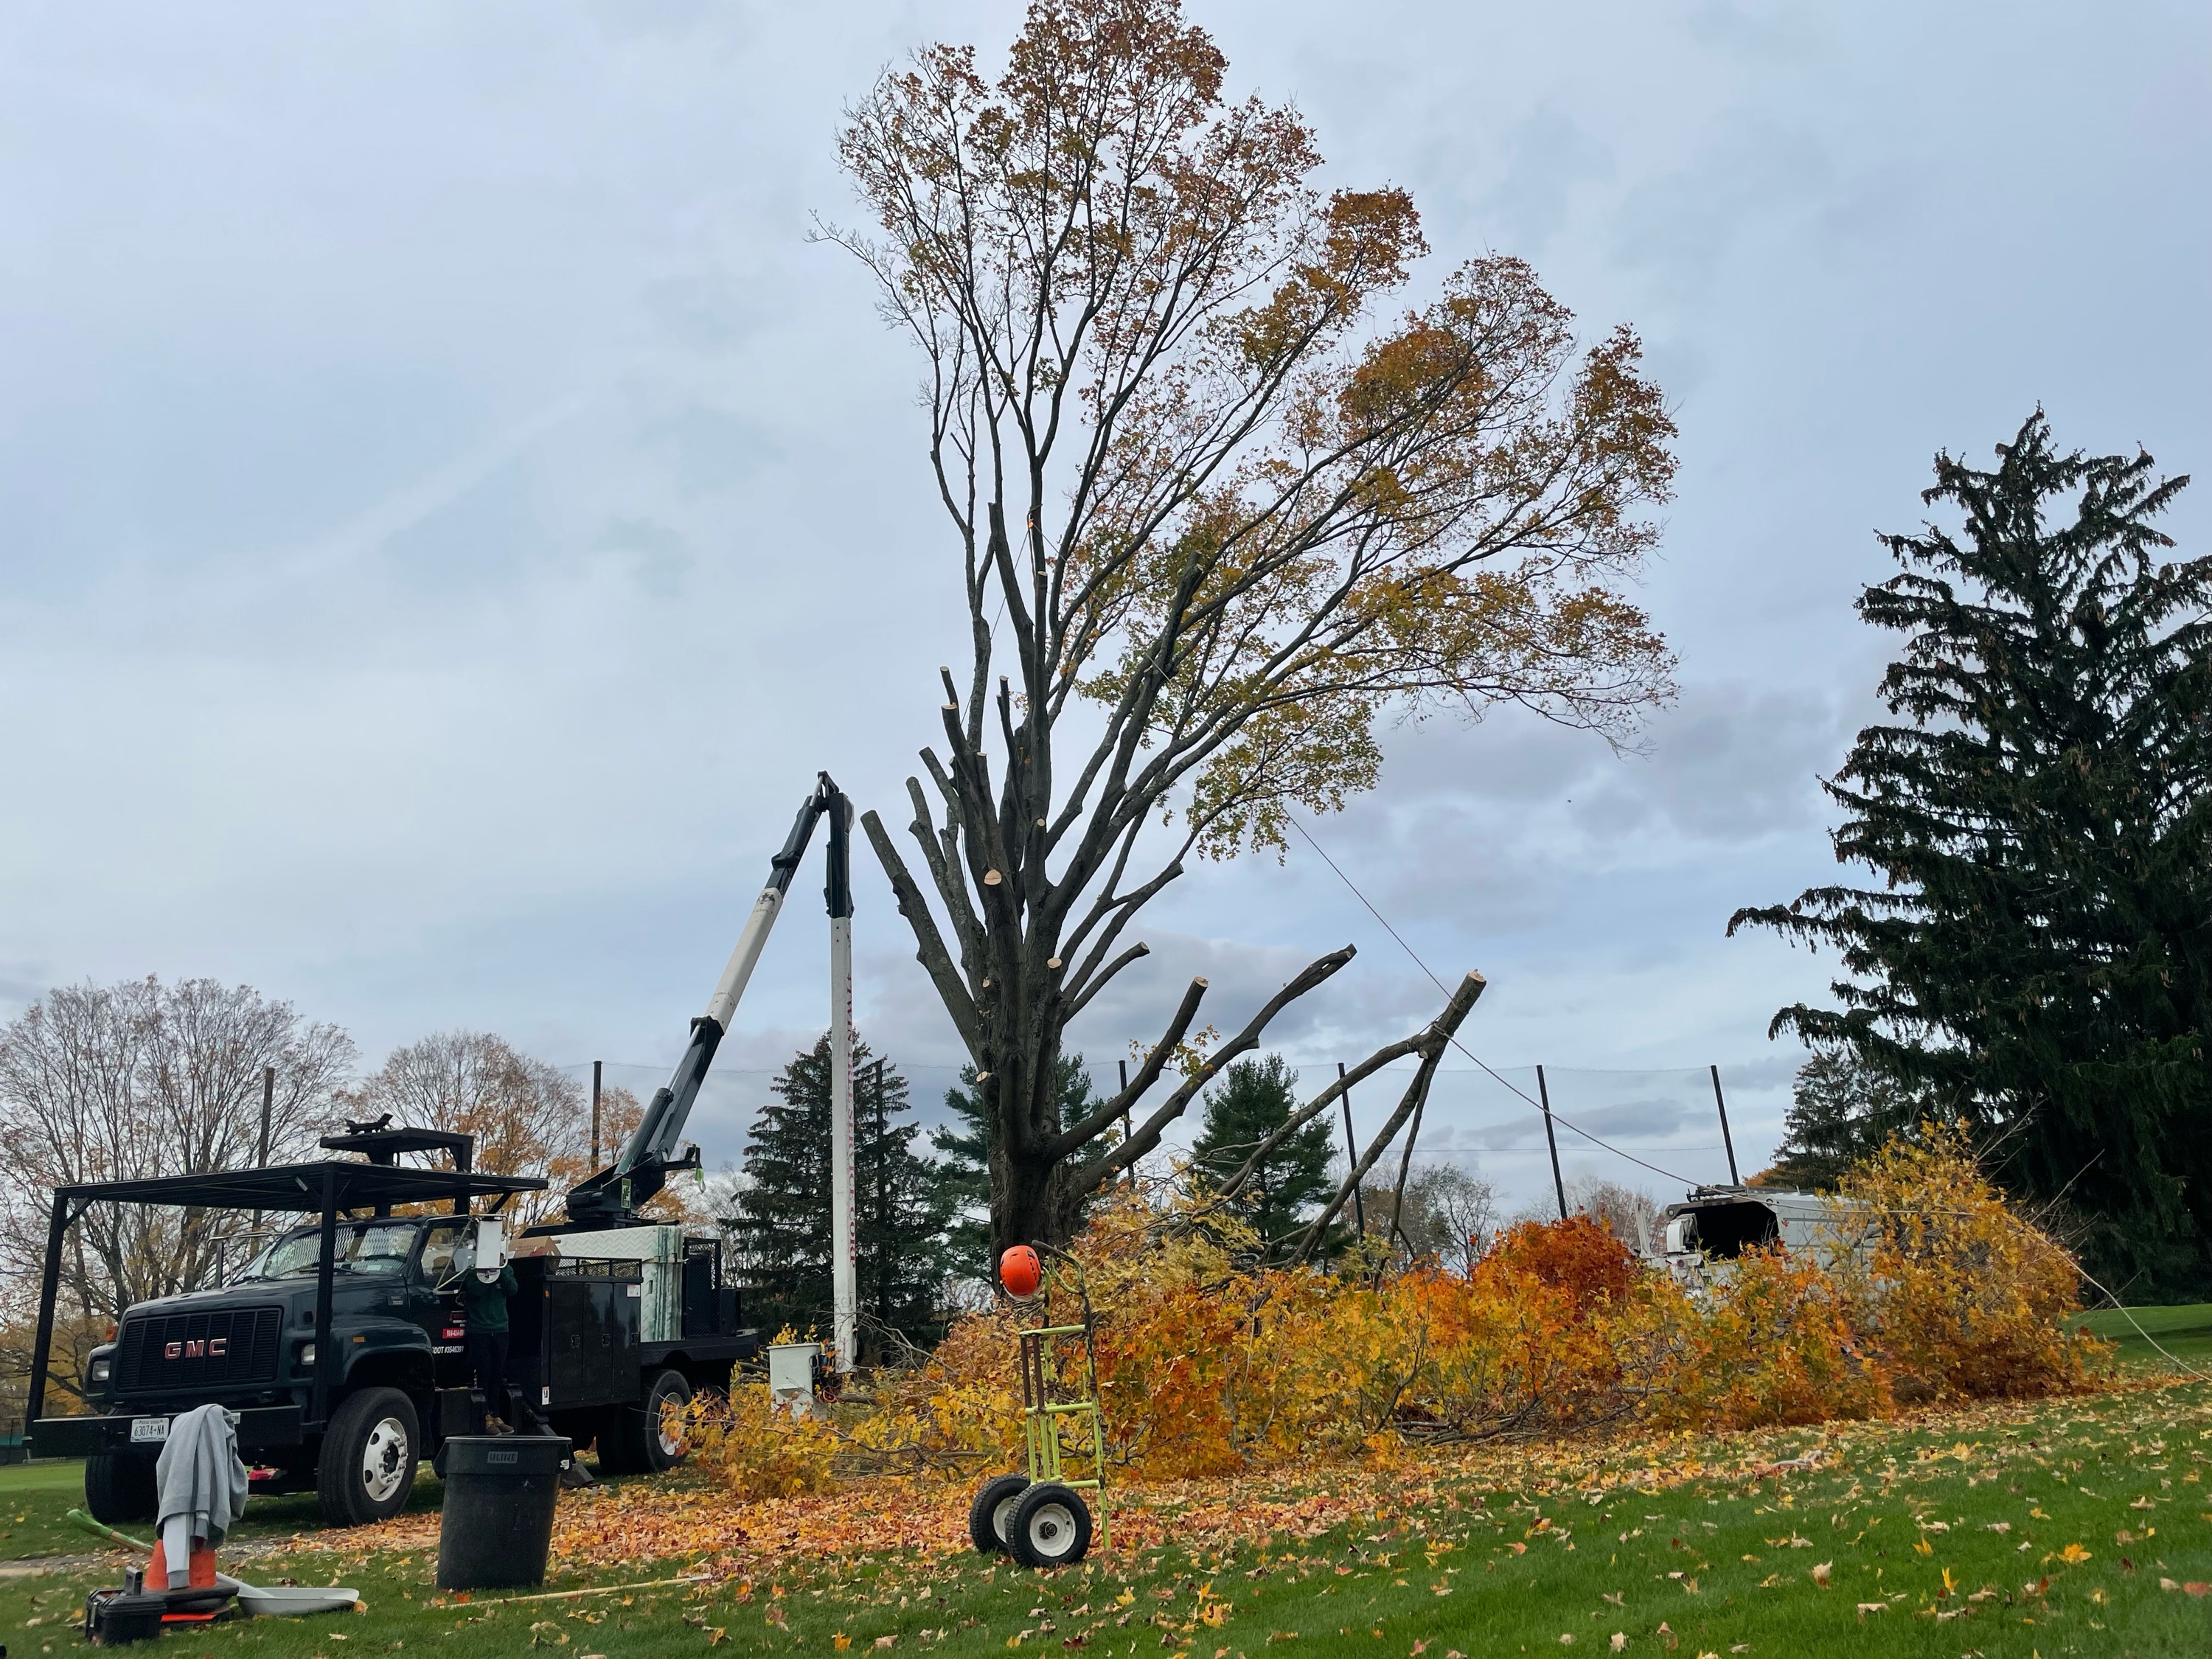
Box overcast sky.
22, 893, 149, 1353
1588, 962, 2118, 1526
2, 1, 2205, 1210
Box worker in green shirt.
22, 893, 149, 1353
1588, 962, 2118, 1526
462, 1260, 519, 1435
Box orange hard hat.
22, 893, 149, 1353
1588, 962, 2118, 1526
999, 1245, 1042, 1299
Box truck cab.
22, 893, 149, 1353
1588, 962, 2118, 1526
77, 1215, 481, 1525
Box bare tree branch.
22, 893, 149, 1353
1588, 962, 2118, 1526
1064, 945, 1357, 1190
1290, 973, 1487, 1264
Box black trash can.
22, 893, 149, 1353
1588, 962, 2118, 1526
435, 1436, 572, 1590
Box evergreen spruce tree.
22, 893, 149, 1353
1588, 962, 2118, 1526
1758, 1048, 1919, 1192
726, 1036, 953, 1357
933, 1054, 1100, 1277
1190, 1054, 1340, 1261
1731, 412, 2212, 1291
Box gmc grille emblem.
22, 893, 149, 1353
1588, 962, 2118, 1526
162, 1338, 226, 1359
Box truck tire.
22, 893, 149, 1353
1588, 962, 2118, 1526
86, 1453, 159, 1525
601, 1369, 692, 1475
316, 1387, 420, 1527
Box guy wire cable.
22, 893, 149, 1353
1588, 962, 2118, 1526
1287, 815, 1702, 1190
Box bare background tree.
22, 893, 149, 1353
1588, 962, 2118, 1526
0, 977, 355, 1412
339, 1032, 592, 1228
1563, 1175, 1661, 1253
832, 0, 1677, 1248
1381, 1164, 1502, 1277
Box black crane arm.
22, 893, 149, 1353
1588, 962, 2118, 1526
559, 772, 851, 1229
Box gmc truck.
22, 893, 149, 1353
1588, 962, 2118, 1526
27, 774, 857, 1527
37, 1134, 758, 1526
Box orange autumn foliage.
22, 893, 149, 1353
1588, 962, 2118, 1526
710, 1126, 2101, 1495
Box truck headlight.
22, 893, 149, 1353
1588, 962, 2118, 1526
87, 1356, 111, 1385
298, 1342, 316, 1368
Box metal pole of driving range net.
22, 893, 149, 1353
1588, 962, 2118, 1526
1537, 1064, 1568, 1221
252, 1063, 274, 1243
1119, 1060, 1133, 1184
1339, 1062, 1366, 1237
591, 1060, 603, 1169
1710, 1064, 1742, 1186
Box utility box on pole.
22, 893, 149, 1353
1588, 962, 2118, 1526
767, 1341, 821, 1416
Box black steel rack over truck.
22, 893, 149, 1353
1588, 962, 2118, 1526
24, 1148, 550, 1526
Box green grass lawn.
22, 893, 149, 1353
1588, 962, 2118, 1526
0, 1458, 453, 1564
2074, 1305, 2212, 1374
5, 1382, 2209, 1658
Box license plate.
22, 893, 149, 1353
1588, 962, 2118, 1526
130, 1417, 170, 1444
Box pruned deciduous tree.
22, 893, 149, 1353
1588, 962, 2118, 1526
830, 0, 1676, 1248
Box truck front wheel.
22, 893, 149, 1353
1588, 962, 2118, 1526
316, 1387, 420, 1527
599, 1369, 692, 1475
86, 1453, 158, 1524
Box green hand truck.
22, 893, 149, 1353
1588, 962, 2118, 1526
967, 1243, 1107, 1568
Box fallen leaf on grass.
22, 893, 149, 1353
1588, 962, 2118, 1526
1810, 1562, 1832, 1587
1607, 1638, 1626, 1654
2054, 1543, 2092, 1565
1855, 1603, 1886, 1619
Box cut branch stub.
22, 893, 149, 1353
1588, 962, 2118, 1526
1290, 971, 1487, 1264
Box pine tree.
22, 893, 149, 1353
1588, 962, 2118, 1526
725, 1036, 953, 1357
1731, 412, 2212, 1291
933, 1054, 1099, 1277
1757, 1048, 1919, 1192
1190, 1054, 1340, 1261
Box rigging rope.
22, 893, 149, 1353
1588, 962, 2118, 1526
1287, 815, 1703, 1190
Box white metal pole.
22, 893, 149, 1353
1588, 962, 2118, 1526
829, 912, 857, 1372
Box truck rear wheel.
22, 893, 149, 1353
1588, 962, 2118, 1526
86, 1453, 159, 1525
317, 1387, 420, 1527
599, 1368, 692, 1475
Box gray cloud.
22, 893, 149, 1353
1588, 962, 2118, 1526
0, 0, 2200, 1211
1476, 108, 1615, 254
